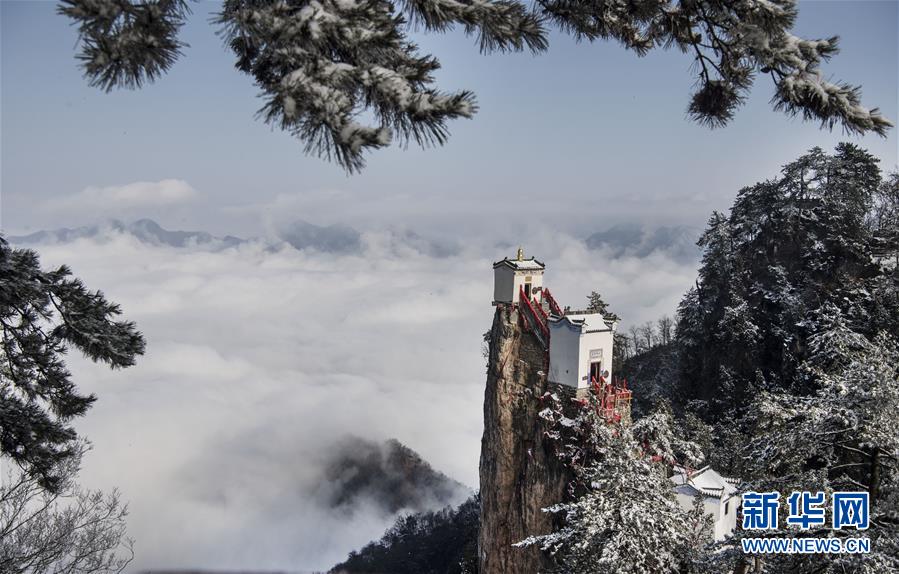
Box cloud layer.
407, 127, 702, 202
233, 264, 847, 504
24, 228, 699, 571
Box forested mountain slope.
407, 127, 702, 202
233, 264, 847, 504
330, 495, 479, 574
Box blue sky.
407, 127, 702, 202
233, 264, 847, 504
2, 1, 897, 238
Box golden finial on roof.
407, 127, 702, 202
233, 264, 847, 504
516, 247, 524, 261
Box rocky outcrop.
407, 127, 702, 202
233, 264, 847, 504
478, 305, 573, 574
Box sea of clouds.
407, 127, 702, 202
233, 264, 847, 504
25, 227, 700, 571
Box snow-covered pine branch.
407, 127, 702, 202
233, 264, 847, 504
0, 237, 145, 493
400, 0, 546, 53
216, 0, 486, 172
58, 0, 191, 91
59, 0, 892, 172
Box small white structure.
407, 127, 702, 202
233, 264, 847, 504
547, 312, 617, 390
493, 248, 545, 305
670, 465, 740, 541
491, 249, 619, 391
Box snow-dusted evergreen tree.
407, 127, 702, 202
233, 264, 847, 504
745, 311, 899, 494
586, 291, 611, 316
332, 494, 480, 574
586, 291, 620, 323
729, 308, 899, 573
520, 398, 709, 573
676, 211, 761, 418
666, 143, 899, 570
596, 144, 899, 572
59, 0, 892, 171
676, 144, 889, 416
0, 237, 145, 492
872, 171, 899, 236
871, 170, 899, 270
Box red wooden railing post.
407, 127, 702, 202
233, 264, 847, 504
518, 285, 549, 346
543, 288, 563, 316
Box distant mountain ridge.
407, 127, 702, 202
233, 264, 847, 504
8, 219, 244, 249
10, 219, 699, 260
585, 224, 701, 260
277, 220, 361, 253
7, 218, 460, 257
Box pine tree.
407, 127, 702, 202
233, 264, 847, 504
677, 211, 760, 413
0, 237, 145, 492
627, 143, 899, 572
737, 307, 899, 573
332, 495, 480, 574
872, 171, 899, 238
58, 0, 892, 171
676, 144, 888, 413
586, 290, 618, 320
522, 400, 708, 573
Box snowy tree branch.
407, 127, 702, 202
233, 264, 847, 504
58, 0, 191, 91
59, 0, 892, 172
0, 446, 133, 574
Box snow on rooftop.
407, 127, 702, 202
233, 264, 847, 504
671, 465, 739, 501
493, 256, 545, 271
549, 311, 614, 331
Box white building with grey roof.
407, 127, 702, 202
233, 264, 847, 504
671, 465, 740, 541
492, 248, 545, 305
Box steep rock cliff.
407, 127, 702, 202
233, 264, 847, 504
478, 305, 573, 574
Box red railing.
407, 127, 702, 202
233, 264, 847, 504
533, 297, 548, 321
591, 376, 632, 423
543, 288, 563, 316
519, 285, 549, 347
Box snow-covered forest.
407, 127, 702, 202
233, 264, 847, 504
580, 145, 896, 573
519, 144, 899, 574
